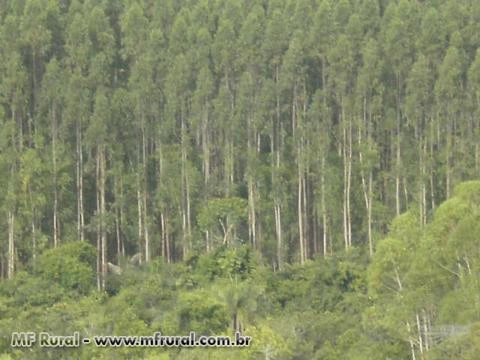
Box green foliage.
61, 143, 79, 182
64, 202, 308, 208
1, 0, 480, 356
197, 197, 248, 245
177, 289, 229, 335
35, 242, 96, 294
190, 245, 255, 282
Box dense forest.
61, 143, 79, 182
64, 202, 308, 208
1, 0, 480, 358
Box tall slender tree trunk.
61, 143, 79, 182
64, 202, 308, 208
321, 155, 328, 256
120, 178, 125, 257
274, 64, 283, 269
114, 175, 123, 261
429, 120, 436, 211
100, 148, 107, 290
248, 180, 256, 249
416, 312, 424, 357
406, 321, 417, 360
52, 104, 59, 248
202, 106, 210, 185
247, 113, 257, 249
419, 133, 427, 227
342, 100, 352, 250
141, 116, 150, 262
475, 142, 479, 176
7, 211, 15, 280
359, 101, 374, 256
422, 310, 429, 351
294, 91, 305, 264
144, 190, 150, 263
343, 125, 349, 251
320, 59, 329, 256
76, 119, 85, 241
395, 72, 402, 216
137, 184, 143, 265
115, 204, 121, 262
347, 117, 353, 248
445, 121, 451, 199
302, 167, 308, 260
96, 151, 101, 291
28, 186, 37, 265
160, 212, 167, 261
298, 164, 305, 265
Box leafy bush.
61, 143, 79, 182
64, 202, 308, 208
35, 242, 96, 294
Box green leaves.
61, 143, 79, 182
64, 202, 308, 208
35, 242, 96, 294
198, 197, 247, 245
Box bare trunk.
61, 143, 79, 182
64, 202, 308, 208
52, 104, 59, 248
421, 139, 427, 226
120, 179, 125, 257
248, 180, 256, 248
7, 211, 15, 280
100, 148, 106, 290
358, 109, 373, 256
396, 72, 402, 216
394, 265, 403, 291
342, 102, 353, 250
161, 212, 169, 262
475, 143, 479, 176
274, 67, 283, 269
347, 117, 352, 248
186, 173, 192, 249
321, 156, 328, 256
274, 204, 282, 270
115, 205, 121, 262
137, 185, 143, 265
28, 187, 37, 265
367, 172, 373, 254
298, 163, 305, 264
446, 126, 451, 199
144, 190, 150, 263
96, 152, 101, 291
416, 312, 424, 355
343, 126, 349, 251
313, 208, 318, 256
423, 310, 429, 351
302, 169, 308, 260
31, 210, 36, 264
182, 209, 187, 259
206, 229, 210, 252
181, 109, 188, 258
76, 119, 85, 241
142, 116, 150, 262
247, 115, 257, 249
407, 321, 417, 360
396, 143, 401, 216
429, 121, 436, 211
202, 107, 210, 184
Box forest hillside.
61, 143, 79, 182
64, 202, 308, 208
1, 0, 480, 359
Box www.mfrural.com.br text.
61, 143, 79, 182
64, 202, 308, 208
11, 331, 252, 348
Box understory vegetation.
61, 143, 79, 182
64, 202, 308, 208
1, 0, 480, 358
1, 182, 480, 359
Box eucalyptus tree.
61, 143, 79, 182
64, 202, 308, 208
435, 45, 464, 199
84, 3, 116, 290
383, 0, 419, 216
0, 16, 29, 279
121, 1, 153, 263
405, 54, 434, 227
328, 33, 355, 251
356, 38, 382, 256
281, 30, 309, 263
262, 7, 289, 269
467, 49, 480, 178
307, 0, 337, 257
